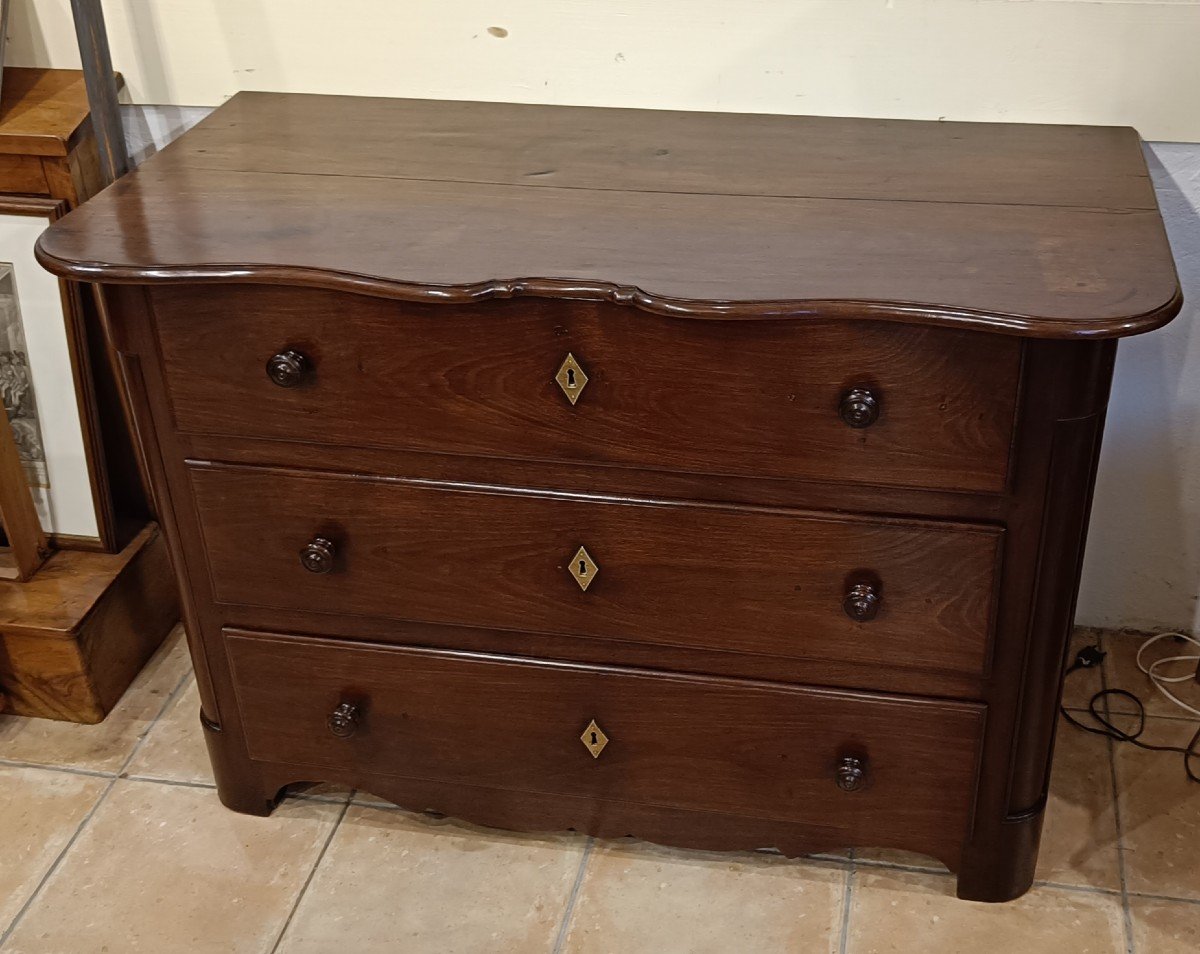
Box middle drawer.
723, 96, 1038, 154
189, 463, 1001, 678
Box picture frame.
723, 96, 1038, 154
0, 195, 115, 548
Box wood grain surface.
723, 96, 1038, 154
0, 68, 110, 157
0, 525, 178, 721
152, 94, 1159, 209
50, 92, 1181, 902
190, 462, 1000, 678
35, 93, 1181, 338
226, 628, 984, 866
153, 286, 1022, 494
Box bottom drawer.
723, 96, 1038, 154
225, 629, 984, 859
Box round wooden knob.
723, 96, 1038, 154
266, 349, 310, 388
843, 583, 880, 622
328, 702, 360, 738
836, 755, 868, 792
300, 536, 336, 574
839, 388, 879, 428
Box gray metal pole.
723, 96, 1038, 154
69, 0, 129, 183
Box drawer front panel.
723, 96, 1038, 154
227, 630, 984, 849
192, 464, 1001, 678
154, 285, 1021, 493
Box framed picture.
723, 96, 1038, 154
0, 196, 112, 547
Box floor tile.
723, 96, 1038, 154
123, 677, 212, 785
0, 626, 191, 774
0, 766, 107, 935
562, 840, 844, 954
1116, 718, 1200, 900
123, 679, 350, 805
856, 718, 1121, 889
282, 782, 355, 803
848, 869, 1126, 954
276, 805, 584, 954
350, 789, 395, 808
4, 778, 339, 954
1129, 896, 1200, 954
853, 847, 948, 872
1062, 627, 1107, 711
806, 848, 853, 863
1104, 631, 1200, 719
1036, 719, 1121, 890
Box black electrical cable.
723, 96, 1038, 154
1060, 644, 1200, 785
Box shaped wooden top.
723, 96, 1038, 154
37, 92, 1182, 338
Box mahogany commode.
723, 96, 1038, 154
36, 93, 1182, 901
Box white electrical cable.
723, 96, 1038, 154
1136, 632, 1200, 719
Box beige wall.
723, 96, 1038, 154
8, 0, 1200, 141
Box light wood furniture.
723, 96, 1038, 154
37, 93, 1182, 899
0, 68, 178, 722
0, 524, 176, 721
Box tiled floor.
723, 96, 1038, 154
1, 625, 1198, 953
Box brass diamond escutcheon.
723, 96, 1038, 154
581, 719, 609, 759
554, 353, 589, 405
568, 545, 599, 592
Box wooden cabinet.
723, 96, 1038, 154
36, 92, 1182, 898
0, 69, 178, 723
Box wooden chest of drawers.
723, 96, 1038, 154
36, 93, 1182, 901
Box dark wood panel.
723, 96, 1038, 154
154, 287, 1021, 494
217, 755, 971, 869
178, 431, 1016, 524
191, 463, 1000, 678
226, 628, 984, 862
34, 93, 1181, 337
162, 93, 1157, 210
38, 167, 1180, 338
217, 603, 985, 701
952, 338, 1117, 901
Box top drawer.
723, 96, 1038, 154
150, 286, 1021, 493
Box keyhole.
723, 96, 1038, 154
566, 368, 577, 388
578, 559, 588, 576
590, 731, 598, 745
